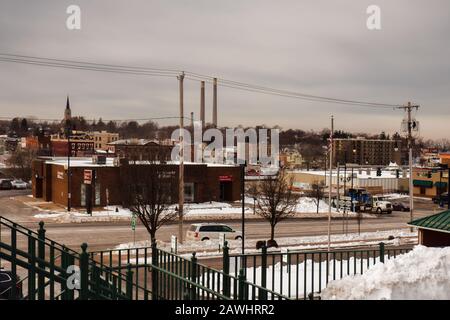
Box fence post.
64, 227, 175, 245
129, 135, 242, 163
126, 264, 133, 300
37, 221, 46, 300
151, 239, 158, 300
222, 241, 231, 298
79, 243, 89, 300
259, 243, 268, 300
190, 252, 198, 300
238, 268, 247, 300
379, 242, 385, 263
27, 233, 36, 300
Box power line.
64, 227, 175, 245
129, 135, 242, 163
0, 52, 401, 109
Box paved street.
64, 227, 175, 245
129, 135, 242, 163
0, 189, 442, 252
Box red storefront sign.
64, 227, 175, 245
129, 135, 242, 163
84, 169, 92, 184
219, 175, 233, 182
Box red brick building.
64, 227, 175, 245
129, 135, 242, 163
32, 157, 241, 209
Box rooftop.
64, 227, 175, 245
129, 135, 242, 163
408, 210, 450, 233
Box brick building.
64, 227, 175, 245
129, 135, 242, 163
412, 167, 449, 198
32, 157, 241, 209
333, 138, 402, 166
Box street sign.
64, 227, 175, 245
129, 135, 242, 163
131, 213, 136, 231
282, 248, 289, 264
171, 235, 177, 254
83, 169, 92, 184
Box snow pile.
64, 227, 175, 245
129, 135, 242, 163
321, 245, 450, 300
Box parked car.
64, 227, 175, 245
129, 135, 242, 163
186, 223, 242, 241
0, 270, 23, 300
432, 192, 449, 205
392, 202, 410, 212
11, 179, 28, 189
0, 179, 13, 190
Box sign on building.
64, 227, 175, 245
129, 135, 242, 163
84, 169, 92, 184
219, 175, 233, 182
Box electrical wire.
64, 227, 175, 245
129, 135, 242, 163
0, 52, 402, 109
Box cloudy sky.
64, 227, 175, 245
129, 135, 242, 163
0, 0, 449, 139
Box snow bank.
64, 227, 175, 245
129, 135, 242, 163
321, 245, 450, 300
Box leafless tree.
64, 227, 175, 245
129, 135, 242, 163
306, 182, 325, 214
121, 151, 179, 242
253, 168, 300, 241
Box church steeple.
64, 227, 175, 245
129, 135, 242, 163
64, 95, 72, 121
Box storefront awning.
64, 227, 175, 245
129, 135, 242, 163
435, 181, 448, 188
413, 180, 433, 188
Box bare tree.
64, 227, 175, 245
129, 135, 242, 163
306, 182, 325, 214
121, 153, 179, 242
254, 168, 300, 241
5, 148, 36, 181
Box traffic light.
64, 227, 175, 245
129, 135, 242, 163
376, 168, 381, 176
396, 169, 400, 178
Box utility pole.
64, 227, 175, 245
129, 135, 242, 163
66, 120, 71, 212
178, 72, 185, 244
327, 115, 334, 251
397, 102, 419, 227
213, 78, 218, 127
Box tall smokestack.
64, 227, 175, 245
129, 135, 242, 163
200, 81, 205, 129
213, 77, 217, 127
190, 112, 194, 129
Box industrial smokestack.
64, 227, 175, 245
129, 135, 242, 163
213, 77, 217, 127
190, 112, 194, 129
200, 81, 205, 129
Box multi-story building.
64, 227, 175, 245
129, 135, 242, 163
332, 137, 402, 166
92, 131, 119, 151
107, 138, 173, 161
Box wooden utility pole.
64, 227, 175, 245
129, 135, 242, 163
397, 102, 420, 228
327, 115, 334, 251
178, 71, 185, 243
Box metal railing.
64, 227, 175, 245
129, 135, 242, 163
228, 242, 413, 299
90, 242, 291, 300
0, 216, 148, 300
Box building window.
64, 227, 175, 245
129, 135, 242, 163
95, 183, 101, 205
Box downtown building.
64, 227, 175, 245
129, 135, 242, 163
31, 156, 242, 209
332, 137, 402, 166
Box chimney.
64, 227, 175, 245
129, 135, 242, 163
200, 81, 205, 129
213, 77, 217, 127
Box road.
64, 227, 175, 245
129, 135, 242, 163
0, 189, 441, 252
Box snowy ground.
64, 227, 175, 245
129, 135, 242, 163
29, 197, 345, 223
114, 228, 417, 259
321, 245, 450, 300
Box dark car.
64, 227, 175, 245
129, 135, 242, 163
432, 192, 449, 205
392, 202, 410, 212
0, 270, 23, 300
0, 179, 13, 190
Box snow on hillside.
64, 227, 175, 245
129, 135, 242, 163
321, 245, 450, 300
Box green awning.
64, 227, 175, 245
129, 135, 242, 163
434, 181, 448, 188
413, 180, 433, 188
408, 210, 450, 232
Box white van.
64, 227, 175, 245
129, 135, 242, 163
186, 223, 242, 241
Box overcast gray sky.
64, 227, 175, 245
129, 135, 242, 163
0, 0, 449, 139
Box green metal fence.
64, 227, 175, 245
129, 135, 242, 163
90, 241, 290, 300
0, 216, 148, 300
228, 242, 413, 299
